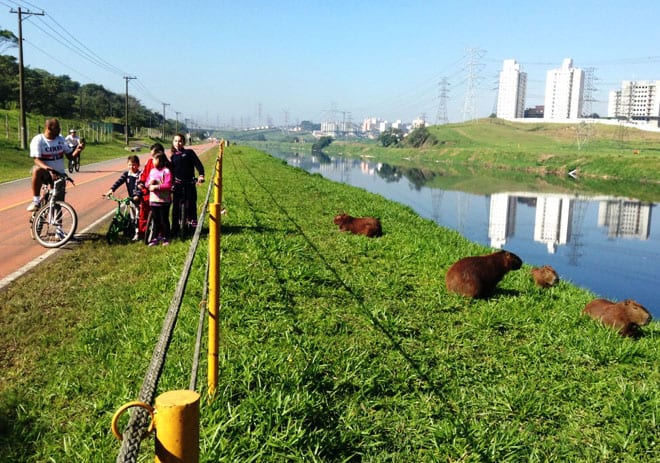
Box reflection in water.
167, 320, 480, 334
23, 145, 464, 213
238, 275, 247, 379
264, 148, 659, 315
489, 193, 652, 252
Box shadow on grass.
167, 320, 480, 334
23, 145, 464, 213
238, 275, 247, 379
0, 388, 43, 461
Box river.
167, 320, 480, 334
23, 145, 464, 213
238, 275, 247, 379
254, 146, 660, 316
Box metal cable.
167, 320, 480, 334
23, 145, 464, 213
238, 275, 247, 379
116, 156, 219, 463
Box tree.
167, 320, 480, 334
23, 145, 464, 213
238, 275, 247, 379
0, 29, 18, 53
0, 55, 18, 108
312, 136, 332, 152
300, 120, 320, 131
378, 128, 403, 147
401, 126, 437, 148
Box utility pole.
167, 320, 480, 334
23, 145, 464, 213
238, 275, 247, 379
123, 76, 136, 146
11, 7, 44, 149
162, 102, 170, 140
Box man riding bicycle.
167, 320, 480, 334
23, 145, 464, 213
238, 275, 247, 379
27, 118, 83, 211
169, 133, 205, 235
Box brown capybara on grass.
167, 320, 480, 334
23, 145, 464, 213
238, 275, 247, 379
445, 250, 523, 298
333, 213, 382, 238
583, 298, 652, 337
531, 265, 560, 288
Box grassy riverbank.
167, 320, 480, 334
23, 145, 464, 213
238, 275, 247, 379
326, 119, 660, 184
2, 146, 660, 461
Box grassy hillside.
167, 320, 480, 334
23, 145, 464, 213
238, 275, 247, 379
2, 146, 659, 461
323, 118, 660, 185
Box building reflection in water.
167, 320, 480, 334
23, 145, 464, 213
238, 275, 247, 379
488, 192, 652, 253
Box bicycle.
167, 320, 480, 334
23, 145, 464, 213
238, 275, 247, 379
105, 194, 139, 244
173, 177, 201, 240
29, 170, 78, 248
67, 138, 85, 173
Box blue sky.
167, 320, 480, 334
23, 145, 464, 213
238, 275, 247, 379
2, 0, 659, 128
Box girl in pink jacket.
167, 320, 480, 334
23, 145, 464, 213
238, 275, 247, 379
146, 152, 172, 246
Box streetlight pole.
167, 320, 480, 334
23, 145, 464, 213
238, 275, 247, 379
11, 7, 44, 149
162, 102, 170, 140
124, 76, 136, 146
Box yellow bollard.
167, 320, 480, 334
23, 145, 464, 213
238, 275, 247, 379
154, 390, 200, 463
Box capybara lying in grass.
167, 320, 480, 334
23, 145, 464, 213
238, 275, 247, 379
531, 265, 560, 288
445, 250, 523, 298
583, 298, 652, 337
333, 213, 382, 238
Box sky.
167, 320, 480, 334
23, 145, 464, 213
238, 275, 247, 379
1, 0, 660, 129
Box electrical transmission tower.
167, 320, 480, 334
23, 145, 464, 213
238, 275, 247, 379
581, 67, 596, 118
435, 77, 449, 125
576, 67, 597, 150
462, 47, 485, 122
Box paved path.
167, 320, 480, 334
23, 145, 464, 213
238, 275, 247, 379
0, 142, 217, 289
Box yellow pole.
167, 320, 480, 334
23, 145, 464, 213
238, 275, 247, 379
207, 143, 224, 397
154, 390, 200, 463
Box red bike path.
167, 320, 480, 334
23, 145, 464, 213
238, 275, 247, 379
0, 142, 216, 289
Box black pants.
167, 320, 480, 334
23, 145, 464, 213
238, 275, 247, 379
150, 203, 170, 239
172, 181, 197, 232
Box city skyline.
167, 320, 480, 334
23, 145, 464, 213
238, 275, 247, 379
2, 0, 660, 128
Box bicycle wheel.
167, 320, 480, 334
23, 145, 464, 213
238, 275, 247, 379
32, 201, 78, 248
106, 218, 121, 244
68, 159, 74, 173
74, 155, 81, 172
143, 210, 155, 245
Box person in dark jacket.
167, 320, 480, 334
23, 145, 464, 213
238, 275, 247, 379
104, 155, 142, 240
169, 133, 204, 235
104, 155, 141, 199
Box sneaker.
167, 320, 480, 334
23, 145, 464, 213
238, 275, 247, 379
161, 239, 170, 246
148, 238, 160, 247
132, 233, 140, 241
27, 200, 40, 212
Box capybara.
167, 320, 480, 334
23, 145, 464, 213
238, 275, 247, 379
531, 265, 560, 288
583, 298, 652, 337
333, 213, 382, 238
445, 250, 523, 298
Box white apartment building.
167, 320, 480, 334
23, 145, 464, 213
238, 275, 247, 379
496, 59, 527, 120
544, 58, 584, 120
607, 81, 660, 127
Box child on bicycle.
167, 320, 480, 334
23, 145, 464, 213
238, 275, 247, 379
146, 152, 173, 246
170, 133, 205, 236
104, 155, 142, 240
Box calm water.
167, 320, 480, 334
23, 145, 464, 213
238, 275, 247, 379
261, 147, 660, 316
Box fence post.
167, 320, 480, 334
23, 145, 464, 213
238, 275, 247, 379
207, 142, 224, 397
154, 390, 200, 463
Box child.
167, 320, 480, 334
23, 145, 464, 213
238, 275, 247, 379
136, 143, 165, 240
104, 155, 142, 240
146, 152, 172, 246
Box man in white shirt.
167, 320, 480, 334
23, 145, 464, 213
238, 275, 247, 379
27, 119, 83, 211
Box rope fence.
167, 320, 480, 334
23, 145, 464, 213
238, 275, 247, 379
114, 141, 224, 463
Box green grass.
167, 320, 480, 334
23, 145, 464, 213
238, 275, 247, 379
3, 145, 659, 461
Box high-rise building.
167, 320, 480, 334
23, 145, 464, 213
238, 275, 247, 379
544, 58, 584, 120
496, 59, 527, 120
608, 81, 660, 127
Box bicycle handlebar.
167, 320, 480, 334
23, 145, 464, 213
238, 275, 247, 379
48, 169, 75, 186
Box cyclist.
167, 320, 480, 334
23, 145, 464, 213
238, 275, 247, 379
27, 118, 82, 211
169, 133, 204, 236
104, 155, 142, 240
65, 129, 84, 169
65, 129, 80, 150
